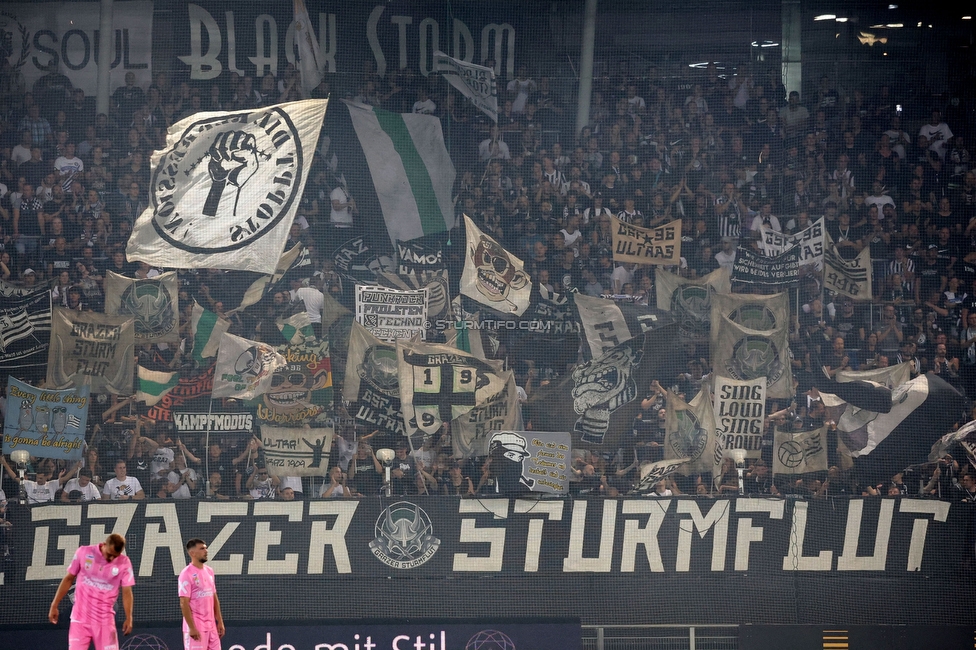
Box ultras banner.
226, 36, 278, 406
0, 499, 971, 627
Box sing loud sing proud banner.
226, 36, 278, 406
610, 217, 681, 265
712, 376, 766, 467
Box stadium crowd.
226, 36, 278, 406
2, 52, 976, 521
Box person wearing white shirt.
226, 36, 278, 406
160, 455, 197, 499
102, 460, 145, 500
918, 110, 953, 161
61, 469, 102, 502
54, 142, 84, 182
11, 130, 32, 165
715, 237, 738, 272
479, 125, 511, 162
412, 88, 436, 115
289, 278, 324, 337
0, 457, 61, 504
749, 201, 781, 234
329, 184, 356, 228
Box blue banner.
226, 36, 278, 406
2, 377, 90, 460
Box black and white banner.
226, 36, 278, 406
396, 233, 447, 275
824, 232, 872, 300
712, 310, 793, 399
47, 308, 134, 395
773, 426, 828, 475
0, 287, 51, 371
434, 51, 498, 122
655, 268, 731, 340
732, 246, 801, 287
484, 431, 570, 494
610, 217, 681, 265
712, 376, 766, 480
260, 425, 334, 477
343, 322, 404, 438
355, 285, 429, 341
574, 293, 666, 359
757, 218, 824, 269
103, 270, 180, 345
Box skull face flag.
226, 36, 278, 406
126, 99, 328, 274
460, 214, 531, 316
528, 310, 677, 447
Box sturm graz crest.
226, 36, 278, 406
149, 106, 304, 253
369, 501, 440, 569
119, 280, 174, 339
669, 285, 711, 338
669, 409, 708, 462
727, 335, 784, 385
727, 304, 778, 331
358, 344, 399, 397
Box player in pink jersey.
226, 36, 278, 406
179, 538, 225, 650
49, 533, 135, 650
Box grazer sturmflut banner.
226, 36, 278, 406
47, 308, 135, 395
1, 499, 973, 627
127, 99, 328, 274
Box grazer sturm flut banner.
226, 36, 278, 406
261, 425, 334, 477
610, 216, 681, 265
574, 293, 666, 359
0, 2, 153, 94
712, 376, 766, 480
655, 267, 731, 340
823, 232, 873, 300
758, 218, 824, 269
126, 99, 328, 274
47, 308, 135, 395
461, 214, 531, 316
711, 311, 793, 399
0, 285, 51, 372
773, 426, 828, 476
3, 377, 89, 461
343, 322, 404, 438
103, 270, 180, 345
434, 51, 498, 122
397, 338, 508, 450
451, 370, 520, 459
355, 285, 429, 341
731, 245, 801, 287
665, 388, 718, 477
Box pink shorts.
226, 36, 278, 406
69, 619, 119, 650
184, 627, 222, 650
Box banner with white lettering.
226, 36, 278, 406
731, 245, 801, 287
0, 2, 153, 95
610, 216, 681, 265
634, 457, 692, 492
664, 388, 717, 476
248, 338, 334, 427
396, 233, 447, 275
0, 286, 51, 373
3, 377, 89, 460
376, 270, 452, 330
356, 285, 429, 341
773, 426, 828, 475
126, 99, 328, 274
574, 293, 666, 359
758, 218, 824, 269
484, 431, 570, 494
103, 270, 180, 345
260, 425, 334, 477
333, 235, 397, 285
712, 376, 766, 481
343, 322, 404, 438
172, 407, 255, 437
397, 338, 508, 450
47, 308, 134, 395
824, 232, 873, 300
452, 371, 521, 459
711, 312, 793, 399
654, 267, 730, 340
434, 51, 498, 122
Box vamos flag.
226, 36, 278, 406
337, 100, 455, 245
461, 214, 531, 316
127, 99, 328, 274
103, 270, 179, 344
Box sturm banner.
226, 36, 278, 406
0, 499, 971, 627
610, 217, 681, 265
0, 2, 153, 94
356, 285, 429, 341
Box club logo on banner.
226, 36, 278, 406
103, 270, 179, 345
369, 501, 441, 569
487, 431, 571, 494
47, 308, 135, 394
758, 218, 824, 269
712, 311, 793, 399
664, 388, 716, 475
610, 217, 681, 265
0, 286, 51, 371
355, 285, 429, 341
824, 232, 873, 300
773, 426, 827, 475
249, 339, 333, 427
3, 377, 89, 460
731, 245, 801, 287
712, 376, 766, 475
452, 371, 520, 459
260, 426, 334, 477
212, 332, 287, 399
126, 99, 328, 274
333, 235, 396, 285
461, 214, 530, 316
655, 268, 730, 340
344, 323, 404, 437
397, 339, 508, 450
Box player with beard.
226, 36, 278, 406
179, 539, 225, 650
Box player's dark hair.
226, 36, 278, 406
106, 533, 126, 553
186, 538, 205, 550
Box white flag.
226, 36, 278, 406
433, 51, 498, 122
460, 214, 531, 316
212, 332, 286, 400
294, 0, 325, 96
127, 99, 328, 274
773, 427, 828, 475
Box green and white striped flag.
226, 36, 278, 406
342, 99, 456, 244
277, 312, 315, 345
190, 302, 231, 365
136, 366, 180, 406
